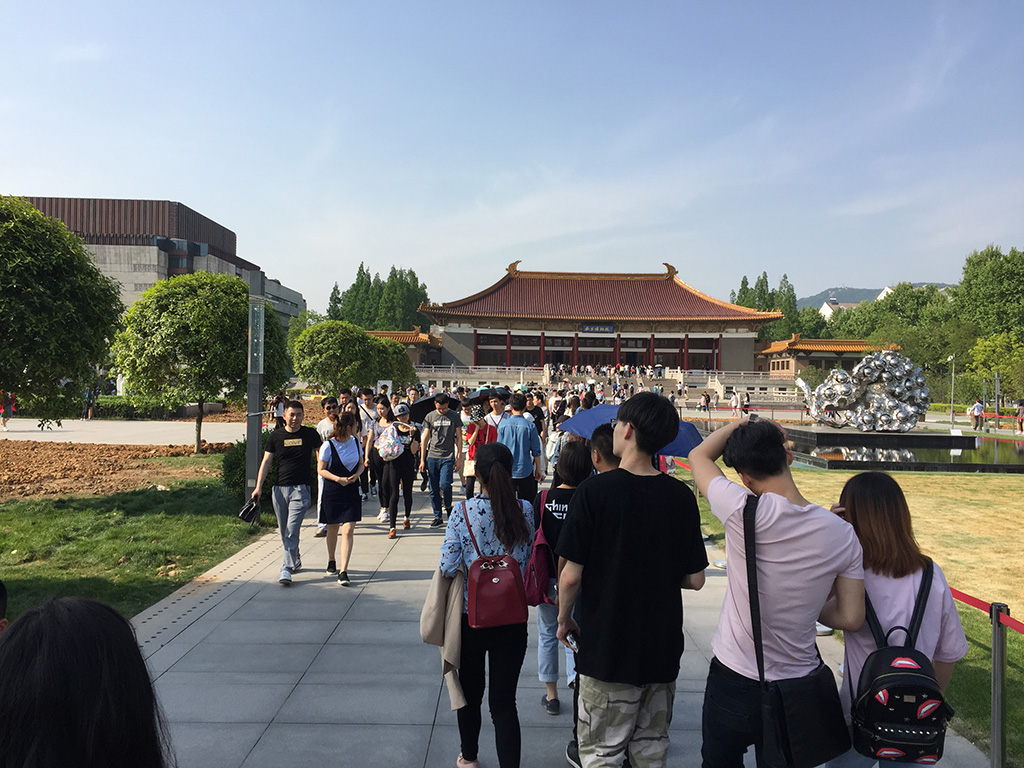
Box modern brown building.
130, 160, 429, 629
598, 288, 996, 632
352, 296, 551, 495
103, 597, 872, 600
420, 262, 782, 370
24, 197, 304, 328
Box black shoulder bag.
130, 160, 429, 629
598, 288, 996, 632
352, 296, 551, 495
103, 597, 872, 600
743, 494, 851, 768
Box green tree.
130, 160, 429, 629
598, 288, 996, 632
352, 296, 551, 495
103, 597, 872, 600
286, 309, 326, 359
0, 196, 123, 425
341, 263, 372, 327
954, 244, 1024, 336
791, 305, 829, 339
968, 332, 1024, 399
750, 272, 773, 311
367, 272, 384, 329
761, 273, 799, 340
377, 266, 404, 330
327, 283, 344, 321
113, 272, 288, 453
733, 275, 751, 306
292, 320, 418, 394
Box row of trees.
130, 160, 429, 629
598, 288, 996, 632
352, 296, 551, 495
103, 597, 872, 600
731, 246, 1024, 401
327, 263, 432, 331
730, 272, 827, 341
1, 197, 420, 450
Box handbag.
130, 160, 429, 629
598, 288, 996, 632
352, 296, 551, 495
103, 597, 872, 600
743, 494, 851, 768
463, 458, 476, 477
237, 496, 261, 524
463, 501, 529, 629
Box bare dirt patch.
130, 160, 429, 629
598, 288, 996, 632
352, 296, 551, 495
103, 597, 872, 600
0, 441, 230, 499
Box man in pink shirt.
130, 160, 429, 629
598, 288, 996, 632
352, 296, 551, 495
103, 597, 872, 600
689, 417, 865, 768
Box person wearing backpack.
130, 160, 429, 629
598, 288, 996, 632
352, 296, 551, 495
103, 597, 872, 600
823, 472, 968, 767
439, 442, 535, 768
533, 442, 594, 720
382, 403, 420, 538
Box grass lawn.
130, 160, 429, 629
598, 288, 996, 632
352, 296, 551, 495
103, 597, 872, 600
0, 454, 273, 621
683, 462, 1024, 767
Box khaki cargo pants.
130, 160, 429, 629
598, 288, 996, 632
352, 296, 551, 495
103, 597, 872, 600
577, 674, 675, 768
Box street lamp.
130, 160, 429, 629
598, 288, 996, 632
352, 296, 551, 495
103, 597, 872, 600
947, 354, 956, 427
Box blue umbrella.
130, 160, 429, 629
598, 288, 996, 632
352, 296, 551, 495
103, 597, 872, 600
559, 404, 703, 457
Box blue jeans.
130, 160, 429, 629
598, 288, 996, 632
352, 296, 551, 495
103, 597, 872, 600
272, 484, 309, 571
537, 589, 576, 685
426, 456, 454, 517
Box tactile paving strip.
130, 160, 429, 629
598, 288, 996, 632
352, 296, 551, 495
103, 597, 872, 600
132, 532, 280, 657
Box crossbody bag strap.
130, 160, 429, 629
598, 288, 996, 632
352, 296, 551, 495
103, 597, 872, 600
742, 494, 767, 685
906, 558, 934, 648
462, 501, 483, 559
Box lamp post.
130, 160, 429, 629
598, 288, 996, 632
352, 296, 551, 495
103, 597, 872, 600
947, 354, 955, 427
246, 271, 266, 498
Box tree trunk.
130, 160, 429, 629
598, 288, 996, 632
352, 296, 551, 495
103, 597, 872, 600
195, 398, 204, 455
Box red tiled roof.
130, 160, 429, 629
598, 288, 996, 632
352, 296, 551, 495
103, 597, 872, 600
420, 262, 783, 323
760, 334, 897, 355
366, 326, 442, 347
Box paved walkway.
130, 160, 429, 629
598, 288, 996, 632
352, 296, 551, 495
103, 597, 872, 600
136, 491, 986, 768
2, 418, 987, 766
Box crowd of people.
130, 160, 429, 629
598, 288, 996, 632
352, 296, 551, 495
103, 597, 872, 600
0, 380, 970, 768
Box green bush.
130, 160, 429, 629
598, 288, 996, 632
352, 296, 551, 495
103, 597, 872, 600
94, 395, 174, 420
221, 429, 319, 505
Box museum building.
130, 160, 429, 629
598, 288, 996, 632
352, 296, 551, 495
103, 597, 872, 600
420, 262, 782, 371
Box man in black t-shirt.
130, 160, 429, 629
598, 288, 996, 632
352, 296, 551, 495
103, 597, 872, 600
557, 392, 707, 768
253, 400, 322, 585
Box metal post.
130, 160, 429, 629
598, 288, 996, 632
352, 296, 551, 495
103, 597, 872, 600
948, 355, 956, 426
245, 271, 266, 501
990, 603, 1008, 768
994, 373, 1001, 432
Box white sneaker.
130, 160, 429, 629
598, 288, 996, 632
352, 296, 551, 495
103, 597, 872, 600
279, 569, 292, 585
378, 509, 387, 522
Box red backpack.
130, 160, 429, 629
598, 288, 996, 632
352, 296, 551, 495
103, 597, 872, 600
464, 502, 529, 629
524, 490, 556, 607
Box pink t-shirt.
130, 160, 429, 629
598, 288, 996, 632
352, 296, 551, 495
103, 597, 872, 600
708, 475, 864, 681
839, 563, 968, 721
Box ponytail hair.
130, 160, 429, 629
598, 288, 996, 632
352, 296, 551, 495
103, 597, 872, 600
474, 442, 530, 551
332, 412, 359, 441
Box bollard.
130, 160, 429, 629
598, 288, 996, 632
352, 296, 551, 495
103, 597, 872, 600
990, 603, 1009, 768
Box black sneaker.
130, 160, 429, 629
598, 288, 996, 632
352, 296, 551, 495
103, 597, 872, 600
337, 571, 351, 586
430, 516, 444, 527
542, 694, 560, 715
326, 560, 337, 574
566, 740, 581, 768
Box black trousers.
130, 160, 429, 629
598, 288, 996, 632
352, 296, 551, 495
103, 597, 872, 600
457, 615, 528, 768
367, 447, 391, 510
383, 451, 415, 528
512, 475, 537, 506
701, 657, 763, 768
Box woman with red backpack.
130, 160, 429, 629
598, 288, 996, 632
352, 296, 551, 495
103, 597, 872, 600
439, 442, 534, 768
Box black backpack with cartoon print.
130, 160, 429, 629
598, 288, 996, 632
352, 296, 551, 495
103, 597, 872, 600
851, 559, 955, 764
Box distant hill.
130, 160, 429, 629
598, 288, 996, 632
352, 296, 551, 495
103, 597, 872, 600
797, 283, 953, 310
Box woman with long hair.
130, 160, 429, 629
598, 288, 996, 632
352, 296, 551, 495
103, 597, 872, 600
318, 411, 364, 586
0, 597, 173, 768
365, 396, 395, 522
439, 442, 535, 768
823, 472, 968, 768
534, 442, 593, 717
463, 404, 497, 499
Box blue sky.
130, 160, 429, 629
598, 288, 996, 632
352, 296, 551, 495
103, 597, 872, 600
2, 2, 1021, 312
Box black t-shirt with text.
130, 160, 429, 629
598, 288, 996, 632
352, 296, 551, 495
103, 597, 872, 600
265, 426, 322, 487
556, 468, 708, 686
534, 487, 576, 549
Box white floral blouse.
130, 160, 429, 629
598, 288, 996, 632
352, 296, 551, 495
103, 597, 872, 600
439, 494, 535, 610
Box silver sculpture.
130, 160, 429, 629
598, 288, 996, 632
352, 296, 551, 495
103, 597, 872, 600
795, 350, 930, 432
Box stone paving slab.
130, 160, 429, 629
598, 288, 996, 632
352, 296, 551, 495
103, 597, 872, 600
136, 486, 986, 768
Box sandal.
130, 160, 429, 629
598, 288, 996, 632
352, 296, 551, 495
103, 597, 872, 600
388, 528, 397, 539
403, 518, 411, 530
